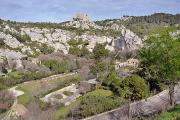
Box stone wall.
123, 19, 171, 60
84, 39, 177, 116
85, 84, 180, 120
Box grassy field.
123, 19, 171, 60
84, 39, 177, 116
55, 89, 113, 119
16, 73, 78, 105
156, 105, 180, 120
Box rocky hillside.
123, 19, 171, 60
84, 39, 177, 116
0, 13, 179, 120
0, 13, 179, 61
0, 14, 146, 60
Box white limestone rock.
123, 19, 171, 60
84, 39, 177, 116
113, 26, 143, 51
0, 32, 24, 48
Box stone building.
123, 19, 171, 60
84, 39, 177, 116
73, 13, 90, 22
115, 58, 139, 70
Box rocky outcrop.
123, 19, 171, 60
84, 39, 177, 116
114, 26, 143, 51
0, 32, 23, 48
0, 15, 143, 57
0, 49, 26, 60
63, 13, 103, 30
21, 27, 72, 54
78, 34, 114, 52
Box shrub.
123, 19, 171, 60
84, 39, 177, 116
93, 43, 109, 60
3, 70, 46, 86
0, 38, 5, 48
42, 59, 67, 74
122, 75, 148, 101
77, 92, 123, 118
39, 43, 55, 54
69, 46, 81, 56
68, 39, 83, 47
10, 32, 31, 43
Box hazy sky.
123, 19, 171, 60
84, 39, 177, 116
0, 0, 179, 22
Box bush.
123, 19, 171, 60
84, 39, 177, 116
68, 39, 83, 47
0, 38, 5, 48
3, 70, 46, 86
93, 43, 109, 60
40, 43, 55, 54
76, 92, 123, 118
69, 46, 81, 56
90, 62, 108, 76
10, 32, 31, 43
42, 59, 67, 74
122, 75, 148, 101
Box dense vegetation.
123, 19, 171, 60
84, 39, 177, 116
42, 59, 67, 74
139, 32, 180, 107
0, 13, 179, 120
75, 90, 123, 118
96, 13, 180, 37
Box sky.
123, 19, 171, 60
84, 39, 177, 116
0, 0, 180, 22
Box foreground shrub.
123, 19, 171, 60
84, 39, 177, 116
122, 75, 148, 101
74, 89, 123, 118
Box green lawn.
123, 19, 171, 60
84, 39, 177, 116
85, 89, 113, 97
16, 73, 78, 105
63, 91, 74, 96
156, 105, 180, 120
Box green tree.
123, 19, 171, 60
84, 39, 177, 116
139, 33, 180, 107
104, 72, 125, 97
90, 61, 110, 83
93, 43, 109, 60
122, 76, 148, 101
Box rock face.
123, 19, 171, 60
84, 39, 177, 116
0, 14, 144, 60
114, 26, 143, 51
0, 32, 23, 48
0, 49, 26, 60
21, 27, 72, 54
78, 34, 114, 52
